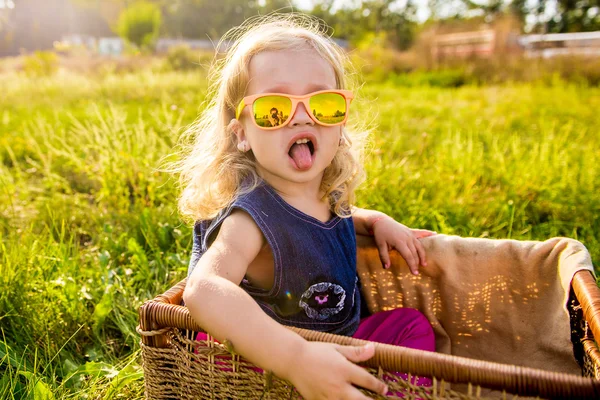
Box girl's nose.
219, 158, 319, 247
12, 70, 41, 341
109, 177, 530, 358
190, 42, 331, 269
289, 102, 314, 126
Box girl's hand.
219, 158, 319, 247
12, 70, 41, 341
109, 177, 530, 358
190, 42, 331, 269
371, 217, 436, 275
285, 341, 388, 400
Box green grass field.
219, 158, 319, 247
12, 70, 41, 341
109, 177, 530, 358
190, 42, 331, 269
1, 68, 599, 398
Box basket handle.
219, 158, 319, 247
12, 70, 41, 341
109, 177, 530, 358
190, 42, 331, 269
572, 269, 600, 367
138, 299, 600, 398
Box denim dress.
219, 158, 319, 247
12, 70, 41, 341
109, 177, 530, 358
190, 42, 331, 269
187, 178, 362, 336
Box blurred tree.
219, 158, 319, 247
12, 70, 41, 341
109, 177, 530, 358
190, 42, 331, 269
508, 0, 528, 24
547, 0, 600, 32
362, 0, 418, 49
3, 0, 599, 58
261, 0, 296, 13
158, 0, 253, 39
116, 1, 162, 48
461, 0, 504, 18
199, 0, 257, 39
309, 0, 418, 50
306, 0, 337, 35
450, 0, 600, 33
118, 0, 294, 40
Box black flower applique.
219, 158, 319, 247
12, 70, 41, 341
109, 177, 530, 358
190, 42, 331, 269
299, 282, 346, 320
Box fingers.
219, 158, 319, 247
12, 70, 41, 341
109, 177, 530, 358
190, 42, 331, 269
348, 364, 389, 397
397, 231, 433, 273
345, 390, 374, 400
378, 229, 433, 273
406, 241, 420, 275
336, 343, 375, 363
411, 229, 437, 238
414, 237, 427, 268
396, 242, 418, 274
376, 240, 391, 269
381, 239, 418, 273
337, 344, 389, 397
334, 344, 389, 397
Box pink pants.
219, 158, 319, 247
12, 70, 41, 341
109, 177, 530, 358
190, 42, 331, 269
195, 308, 435, 394
354, 308, 435, 389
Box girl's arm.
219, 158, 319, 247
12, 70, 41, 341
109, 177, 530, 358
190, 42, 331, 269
351, 207, 436, 275
183, 209, 388, 400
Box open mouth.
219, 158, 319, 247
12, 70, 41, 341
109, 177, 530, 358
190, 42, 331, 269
288, 138, 315, 156
288, 138, 315, 170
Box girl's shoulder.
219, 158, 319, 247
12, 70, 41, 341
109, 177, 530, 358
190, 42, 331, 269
189, 205, 267, 278
209, 208, 266, 261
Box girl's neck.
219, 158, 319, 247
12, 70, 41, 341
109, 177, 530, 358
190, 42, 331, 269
257, 168, 332, 222
257, 166, 324, 198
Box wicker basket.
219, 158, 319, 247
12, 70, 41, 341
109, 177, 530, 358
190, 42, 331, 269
138, 236, 600, 399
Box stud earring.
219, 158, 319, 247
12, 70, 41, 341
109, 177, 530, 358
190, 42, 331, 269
339, 135, 348, 147
237, 141, 248, 152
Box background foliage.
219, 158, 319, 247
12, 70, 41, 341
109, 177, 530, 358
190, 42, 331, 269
0, 64, 598, 397
1, 0, 599, 397
1, 0, 599, 56
116, 1, 162, 49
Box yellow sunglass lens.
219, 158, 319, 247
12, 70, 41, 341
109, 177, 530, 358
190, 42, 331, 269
252, 96, 291, 128
309, 93, 347, 125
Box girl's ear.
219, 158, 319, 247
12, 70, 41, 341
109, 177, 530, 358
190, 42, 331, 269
339, 130, 351, 148
229, 118, 246, 142
229, 119, 251, 152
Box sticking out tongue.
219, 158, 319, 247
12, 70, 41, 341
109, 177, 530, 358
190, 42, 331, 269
289, 143, 313, 170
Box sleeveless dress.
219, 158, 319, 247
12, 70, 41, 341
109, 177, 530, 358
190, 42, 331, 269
188, 178, 435, 389
188, 177, 361, 336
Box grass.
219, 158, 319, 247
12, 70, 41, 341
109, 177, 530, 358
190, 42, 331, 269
0, 67, 598, 398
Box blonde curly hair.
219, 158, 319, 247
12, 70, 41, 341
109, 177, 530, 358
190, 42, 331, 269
173, 13, 370, 223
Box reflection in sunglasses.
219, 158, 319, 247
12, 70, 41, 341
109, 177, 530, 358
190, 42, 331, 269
254, 96, 291, 127
310, 93, 346, 124
254, 106, 289, 127
248, 92, 349, 128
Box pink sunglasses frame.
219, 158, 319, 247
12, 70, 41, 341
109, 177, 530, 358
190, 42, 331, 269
235, 89, 354, 130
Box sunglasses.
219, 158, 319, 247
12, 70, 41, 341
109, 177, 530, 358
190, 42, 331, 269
235, 89, 353, 130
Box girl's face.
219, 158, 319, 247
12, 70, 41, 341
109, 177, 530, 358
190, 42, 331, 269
233, 48, 343, 190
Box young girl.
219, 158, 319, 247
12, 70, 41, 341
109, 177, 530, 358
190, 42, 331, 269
179, 14, 436, 400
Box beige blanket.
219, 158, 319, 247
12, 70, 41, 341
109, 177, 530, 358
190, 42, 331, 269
356, 234, 596, 375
